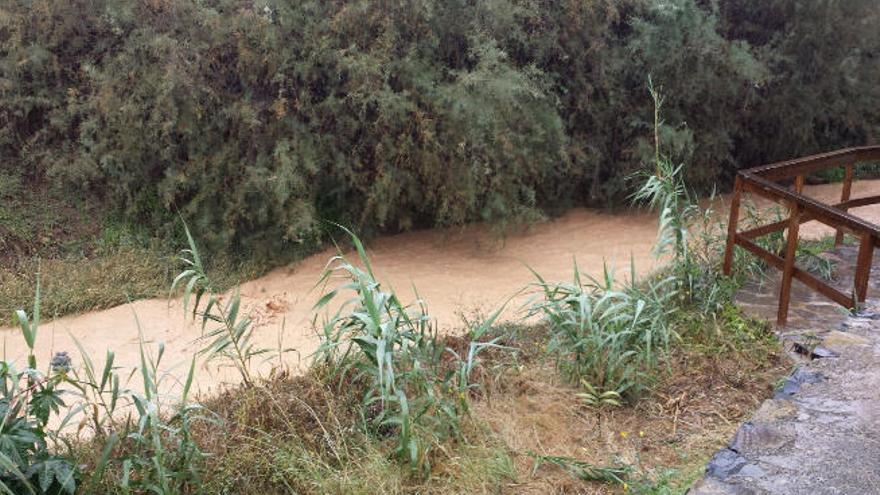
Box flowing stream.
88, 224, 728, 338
3, 180, 880, 398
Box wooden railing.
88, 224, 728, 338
723, 146, 880, 326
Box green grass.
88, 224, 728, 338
0, 178, 281, 322
0, 248, 267, 322
0, 248, 171, 319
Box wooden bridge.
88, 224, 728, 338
723, 146, 880, 326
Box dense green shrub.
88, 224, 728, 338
720, 0, 880, 166
1, 0, 877, 259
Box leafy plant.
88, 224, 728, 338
2, 279, 78, 494
5, 275, 208, 494
74, 328, 208, 493
113, 343, 204, 493
529, 453, 630, 484
527, 261, 676, 398
171, 223, 266, 386
313, 226, 500, 473
575, 380, 622, 409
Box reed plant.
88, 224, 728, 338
4, 280, 209, 494
312, 227, 503, 473
171, 224, 267, 386
526, 261, 677, 399
1, 278, 78, 494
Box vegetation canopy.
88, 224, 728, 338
2, 0, 878, 262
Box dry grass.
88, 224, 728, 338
189, 368, 515, 495
471, 326, 788, 494
0, 248, 269, 322
156, 320, 787, 495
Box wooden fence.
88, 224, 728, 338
723, 146, 880, 326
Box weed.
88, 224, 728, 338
0, 249, 171, 321
527, 261, 677, 398
575, 379, 622, 409
71, 333, 208, 494
171, 223, 267, 386
529, 453, 630, 483
313, 226, 503, 473
1, 279, 78, 494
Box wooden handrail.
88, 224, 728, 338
747, 146, 880, 181
723, 146, 880, 326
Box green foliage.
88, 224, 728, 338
527, 261, 677, 398
0, 285, 78, 495
1, 249, 171, 319
313, 227, 501, 473
529, 453, 630, 484
720, 0, 880, 166
5, 283, 207, 494
70, 335, 207, 494
172, 223, 267, 386
4, 0, 876, 261
575, 379, 622, 409
111, 347, 205, 494
77, 338, 206, 494
632, 88, 732, 315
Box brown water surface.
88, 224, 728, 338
3, 180, 880, 398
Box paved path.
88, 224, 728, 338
690, 245, 880, 494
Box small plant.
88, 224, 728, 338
2, 278, 78, 494
529, 453, 630, 484
633, 80, 698, 270
75, 331, 208, 493
171, 223, 266, 386
795, 238, 836, 281
527, 261, 676, 398
313, 226, 499, 473
5, 275, 209, 493
116, 345, 205, 493
575, 380, 621, 409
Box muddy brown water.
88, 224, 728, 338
3, 180, 880, 399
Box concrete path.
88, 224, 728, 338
690, 245, 880, 494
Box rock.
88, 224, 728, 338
688, 476, 758, 495
737, 463, 767, 478
792, 343, 839, 359
853, 310, 880, 320
774, 369, 823, 398
810, 346, 839, 358
752, 399, 798, 422
706, 449, 750, 478
692, 246, 880, 494
821, 330, 870, 348
730, 422, 791, 454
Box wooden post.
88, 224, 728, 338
794, 175, 805, 194
854, 232, 874, 304
835, 164, 854, 246
723, 176, 743, 276
778, 202, 802, 327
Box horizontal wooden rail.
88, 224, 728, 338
748, 146, 880, 181
741, 173, 880, 236
738, 194, 880, 240
723, 146, 880, 326
735, 237, 852, 307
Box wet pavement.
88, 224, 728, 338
690, 245, 880, 494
